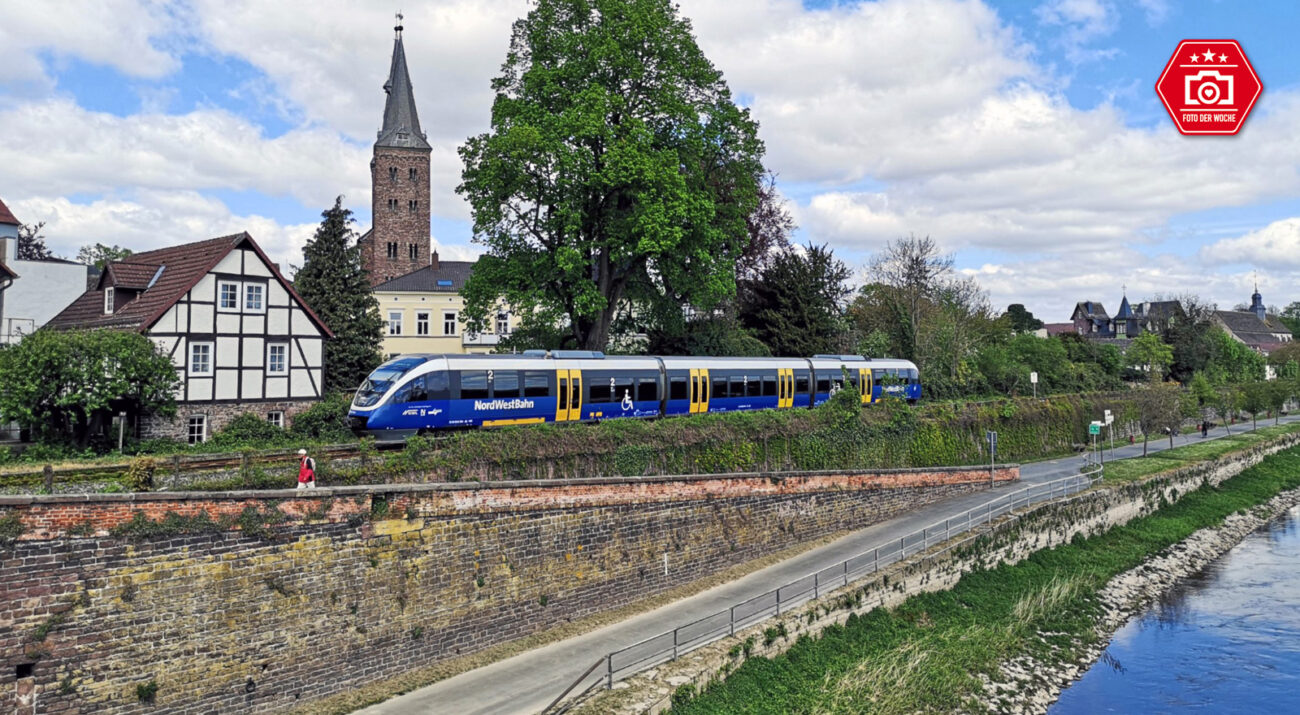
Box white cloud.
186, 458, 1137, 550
1200, 218, 1300, 271
10, 192, 319, 276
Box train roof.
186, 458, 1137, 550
382, 353, 917, 371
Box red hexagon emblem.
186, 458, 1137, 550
1156, 40, 1262, 136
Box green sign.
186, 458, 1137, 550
1089, 423, 1101, 435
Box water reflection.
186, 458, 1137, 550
1051, 504, 1300, 714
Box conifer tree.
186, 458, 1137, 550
294, 197, 383, 392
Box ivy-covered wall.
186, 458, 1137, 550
346, 393, 1139, 484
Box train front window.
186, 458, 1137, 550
354, 357, 427, 407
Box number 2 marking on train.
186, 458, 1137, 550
487, 370, 494, 382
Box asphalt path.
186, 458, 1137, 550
357, 417, 1300, 715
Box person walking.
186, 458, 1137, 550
297, 449, 317, 489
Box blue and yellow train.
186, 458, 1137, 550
347, 351, 920, 441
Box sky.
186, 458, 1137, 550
1, 0, 1298, 322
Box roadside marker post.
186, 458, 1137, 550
987, 430, 998, 485
1030, 371, 1038, 400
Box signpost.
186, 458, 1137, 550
1104, 410, 1115, 458
1030, 371, 1038, 399
1090, 421, 1103, 466
987, 430, 998, 485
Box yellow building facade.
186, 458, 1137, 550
373, 258, 519, 356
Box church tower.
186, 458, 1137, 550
361, 18, 431, 286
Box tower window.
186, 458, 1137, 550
409, 168, 418, 181
389, 166, 397, 181
409, 244, 419, 260
408, 199, 418, 213
387, 198, 398, 212
387, 242, 398, 259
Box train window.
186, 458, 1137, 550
460, 371, 489, 399
393, 379, 424, 404
493, 371, 521, 399
848, 373, 859, 388
524, 371, 550, 397
873, 369, 886, 380
796, 375, 809, 393
614, 376, 634, 402
728, 377, 744, 398
746, 377, 762, 397
816, 377, 830, 393
669, 376, 688, 400
762, 376, 777, 396
712, 377, 728, 399
906, 368, 919, 383
590, 381, 612, 403
426, 371, 450, 400
637, 379, 657, 402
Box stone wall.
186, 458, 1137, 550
139, 399, 317, 442
0, 465, 1016, 714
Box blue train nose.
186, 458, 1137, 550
347, 414, 369, 436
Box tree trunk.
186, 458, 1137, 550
1143, 434, 1149, 457
1169, 431, 1174, 449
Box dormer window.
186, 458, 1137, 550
104, 287, 114, 314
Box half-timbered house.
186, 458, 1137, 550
46, 232, 332, 442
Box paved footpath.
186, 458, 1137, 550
359, 418, 1299, 715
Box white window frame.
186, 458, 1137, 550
244, 282, 266, 314
443, 311, 458, 336
496, 312, 510, 335
415, 311, 430, 336
388, 310, 404, 336
266, 411, 284, 429
189, 342, 213, 375
217, 280, 241, 312
266, 343, 289, 375
187, 415, 207, 444
104, 287, 114, 315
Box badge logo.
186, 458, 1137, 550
1156, 40, 1262, 135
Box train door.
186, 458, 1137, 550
689, 368, 711, 413
556, 369, 584, 421
777, 368, 794, 409
858, 367, 873, 405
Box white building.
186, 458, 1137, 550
46, 232, 333, 443
0, 197, 93, 344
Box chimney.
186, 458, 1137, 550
430, 250, 439, 271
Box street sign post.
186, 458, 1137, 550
1104, 410, 1115, 457
1030, 371, 1038, 399
987, 430, 997, 485
1090, 421, 1103, 466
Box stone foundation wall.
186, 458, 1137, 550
0, 465, 1016, 714
139, 399, 317, 442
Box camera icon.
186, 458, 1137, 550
1184, 70, 1234, 106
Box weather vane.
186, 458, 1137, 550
395, 10, 404, 35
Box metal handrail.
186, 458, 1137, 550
541, 465, 1105, 713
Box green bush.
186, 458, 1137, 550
208, 413, 292, 449
290, 392, 354, 443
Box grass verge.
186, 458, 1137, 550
1100, 421, 1300, 483
671, 445, 1300, 714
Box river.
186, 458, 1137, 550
1051, 503, 1300, 714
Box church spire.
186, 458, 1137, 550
377, 14, 431, 150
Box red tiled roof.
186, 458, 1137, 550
0, 197, 19, 226
46, 232, 333, 338
1044, 323, 1076, 336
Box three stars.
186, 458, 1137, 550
1189, 49, 1229, 63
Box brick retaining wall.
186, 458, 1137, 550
0, 465, 1016, 714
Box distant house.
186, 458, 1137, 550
1212, 287, 1293, 359
1070, 301, 1112, 336
0, 197, 95, 344
46, 232, 333, 443
373, 252, 519, 356
1043, 323, 1075, 337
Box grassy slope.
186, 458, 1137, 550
672, 446, 1300, 714
1101, 421, 1300, 483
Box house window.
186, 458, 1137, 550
388, 311, 403, 336
443, 311, 457, 336
267, 343, 288, 374
409, 167, 417, 181
244, 283, 265, 312
387, 242, 399, 259
409, 243, 419, 260
389, 166, 397, 181
189, 343, 213, 375
267, 411, 284, 429
104, 287, 115, 315
218, 281, 240, 311
416, 311, 430, 336
496, 312, 510, 335
187, 415, 207, 445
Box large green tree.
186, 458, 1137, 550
1127, 333, 1174, 382
1004, 304, 1044, 332
738, 243, 851, 356
293, 198, 383, 391
77, 243, 133, 269
0, 329, 178, 447
458, 0, 765, 351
